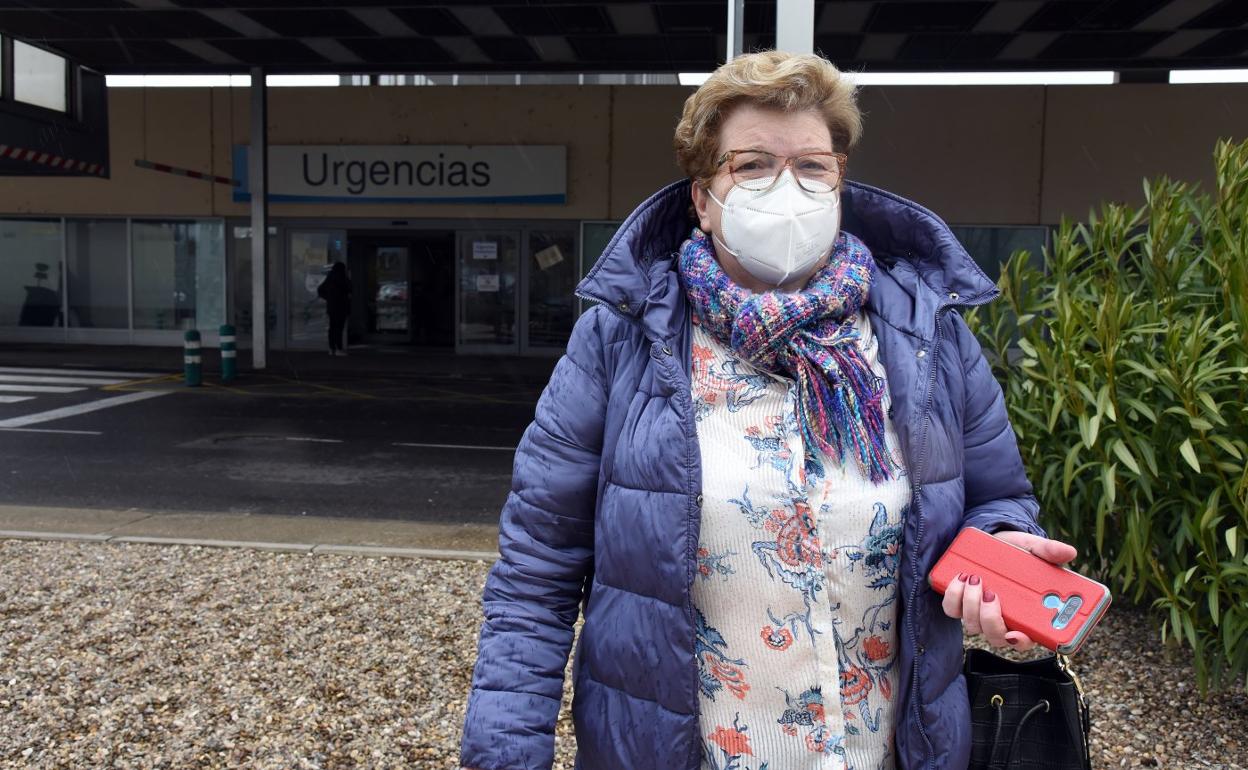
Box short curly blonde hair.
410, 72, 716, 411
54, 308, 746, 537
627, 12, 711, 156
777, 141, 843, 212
674, 51, 862, 185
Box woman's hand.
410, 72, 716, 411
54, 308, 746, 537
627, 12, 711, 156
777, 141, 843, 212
940, 531, 1078, 651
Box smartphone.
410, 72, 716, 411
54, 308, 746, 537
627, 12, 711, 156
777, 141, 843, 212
929, 527, 1111, 655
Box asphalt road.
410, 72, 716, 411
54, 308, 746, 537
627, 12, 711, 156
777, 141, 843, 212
0, 365, 543, 524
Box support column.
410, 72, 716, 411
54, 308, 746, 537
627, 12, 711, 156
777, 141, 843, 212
249, 66, 268, 370
726, 0, 744, 60
776, 0, 815, 55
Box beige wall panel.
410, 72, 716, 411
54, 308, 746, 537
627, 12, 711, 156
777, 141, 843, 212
849, 86, 1045, 226
1042, 84, 1248, 223
212, 85, 611, 222
608, 86, 692, 219
2, 89, 216, 217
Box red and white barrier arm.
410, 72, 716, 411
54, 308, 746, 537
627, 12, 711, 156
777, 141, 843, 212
0, 144, 106, 176
133, 158, 240, 186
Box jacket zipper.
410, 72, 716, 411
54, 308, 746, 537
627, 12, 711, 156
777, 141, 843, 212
908, 304, 946, 768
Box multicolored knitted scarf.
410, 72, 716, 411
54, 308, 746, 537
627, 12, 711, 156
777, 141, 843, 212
679, 228, 894, 484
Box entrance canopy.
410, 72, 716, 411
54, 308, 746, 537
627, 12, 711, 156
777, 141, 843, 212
2, 1, 1245, 76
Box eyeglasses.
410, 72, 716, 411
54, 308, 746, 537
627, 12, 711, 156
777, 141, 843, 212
715, 149, 848, 193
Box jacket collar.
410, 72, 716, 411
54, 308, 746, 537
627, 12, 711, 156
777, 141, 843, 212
576, 178, 999, 342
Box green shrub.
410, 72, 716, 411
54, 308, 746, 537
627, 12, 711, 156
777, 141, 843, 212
965, 138, 1248, 691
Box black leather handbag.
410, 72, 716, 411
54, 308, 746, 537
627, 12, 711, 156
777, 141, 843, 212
964, 648, 1092, 770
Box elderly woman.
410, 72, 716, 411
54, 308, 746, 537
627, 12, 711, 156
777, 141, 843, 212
460, 51, 1076, 770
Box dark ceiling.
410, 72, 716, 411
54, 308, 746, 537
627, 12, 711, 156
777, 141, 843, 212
1, 1, 1245, 75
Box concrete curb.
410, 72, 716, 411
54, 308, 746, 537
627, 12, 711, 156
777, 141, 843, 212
0, 529, 499, 562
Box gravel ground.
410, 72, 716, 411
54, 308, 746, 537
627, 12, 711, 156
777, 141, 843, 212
0, 539, 1244, 769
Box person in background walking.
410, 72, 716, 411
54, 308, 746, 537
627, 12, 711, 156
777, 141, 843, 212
317, 262, 351, 356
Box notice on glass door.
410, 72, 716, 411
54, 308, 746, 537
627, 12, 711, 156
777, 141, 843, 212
534, 244, 564, 270
472, 241, 498, 260
475, 274, 500, 292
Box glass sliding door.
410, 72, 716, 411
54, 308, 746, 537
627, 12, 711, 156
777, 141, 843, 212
287, 229, 345, 349
457, 230, 519, 354
524, 227, 577, 351
359, 242, 411, 341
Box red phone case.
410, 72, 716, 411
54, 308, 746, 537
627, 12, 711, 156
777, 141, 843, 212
929, 527, 1111, 655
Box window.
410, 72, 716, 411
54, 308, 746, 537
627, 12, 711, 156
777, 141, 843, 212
526, 228, 577, 348
0, 219, 64, 327
949, 226, 1049, 284
13, 40, 67, 113
131, 220, 225, 331
66, 220, 128, 329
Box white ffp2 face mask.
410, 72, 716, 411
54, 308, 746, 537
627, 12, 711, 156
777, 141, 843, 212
707, 170, 842, 288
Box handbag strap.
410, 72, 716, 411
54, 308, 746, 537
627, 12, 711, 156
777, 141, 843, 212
990, 698, 1051, 769
983, 654, 1092, 770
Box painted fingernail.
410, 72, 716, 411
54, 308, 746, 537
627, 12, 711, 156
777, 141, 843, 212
1006, 638, 1018, 645
968, 574, 981, 586
983, 589, 996, 603
955, 572, 966, 582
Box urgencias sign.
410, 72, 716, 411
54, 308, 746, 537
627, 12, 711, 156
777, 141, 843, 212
232, 145, 566, 204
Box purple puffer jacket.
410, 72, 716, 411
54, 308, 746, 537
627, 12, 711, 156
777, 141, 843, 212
460, 179, 1045, 770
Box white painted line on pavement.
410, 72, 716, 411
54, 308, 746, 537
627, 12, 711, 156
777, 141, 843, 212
392, 442, 516, 452
285, 436, 344, 444
0, 374, 128, 386
0, 366, 166, 378
0, 427, 103, 435
0, 384, 86, 393
0, 395, 34, 404
0, 390, 169, 428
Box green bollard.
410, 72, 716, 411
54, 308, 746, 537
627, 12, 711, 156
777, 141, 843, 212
184, 329, 202, 387
219, 324, 237, 382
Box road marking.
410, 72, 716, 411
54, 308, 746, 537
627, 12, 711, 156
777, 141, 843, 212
392, 442, 516, 452
0, 374, 128, 386
284, 436, 343, 444
0, 395, 34, 404
0, 384, 86, 394
0, 427, 103, 435
0, 391, 169, 428
0, 366, 166, 378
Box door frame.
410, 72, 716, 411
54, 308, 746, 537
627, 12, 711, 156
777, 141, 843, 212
454, 228, 522, 356
350, 235, 414, 345
284, 227, 346, 350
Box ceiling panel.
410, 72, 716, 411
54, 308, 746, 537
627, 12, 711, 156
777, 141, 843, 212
211, 37, 329, 65
475, 36, 541, 63
866, 2, 992, 34
389, 7, 471, 37
897, 33, 1011, 62
1039, 31, 1170, 61
1180, 29, 1248, 59
337, 37, 455, 65
1182, 0, 1248, 29
238, 9, 376, 38
0, 9, 242, 40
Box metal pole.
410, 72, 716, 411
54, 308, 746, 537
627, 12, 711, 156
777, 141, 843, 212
726, 0, 744, 60
249, 66, 269, 370
776, 0, 815, 55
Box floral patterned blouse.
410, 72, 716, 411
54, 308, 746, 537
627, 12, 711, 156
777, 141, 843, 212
690, 313, 912, 770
